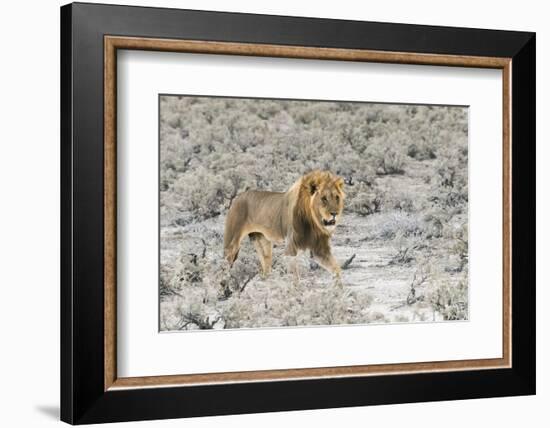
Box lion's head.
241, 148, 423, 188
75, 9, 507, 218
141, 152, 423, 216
301, 170, 345, 234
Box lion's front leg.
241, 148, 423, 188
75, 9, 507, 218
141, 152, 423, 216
284, 240, 300, 285
313, 252, 343, 287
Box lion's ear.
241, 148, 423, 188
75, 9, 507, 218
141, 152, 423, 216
335, 177, 344, 191
309, 179, 319, 195
304, 172, 321, 195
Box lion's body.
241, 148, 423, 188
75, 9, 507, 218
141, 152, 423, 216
223, 170, 345, 283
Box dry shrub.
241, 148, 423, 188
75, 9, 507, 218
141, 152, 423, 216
407, 142, 437, 160
429, 156, 468, 212
347, 182, 384, 216
362, 212, 426, 241
371, 147, 405, 175
428, 280, 468, 320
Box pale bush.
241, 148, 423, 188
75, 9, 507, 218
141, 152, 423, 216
386, 193, 416, 213
363, 212, 426, 241
371, 147, 405, 175
389, 234, 422, 265
428, 280, 468, 320
422, 209, 446, 239
429, 151, 468, 213
220, 248, 259, 298
407, 142, 436, 160
347, 182, 384, 216
221, 297, 255, 329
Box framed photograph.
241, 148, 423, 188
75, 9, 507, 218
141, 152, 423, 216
60, 2, 535, 424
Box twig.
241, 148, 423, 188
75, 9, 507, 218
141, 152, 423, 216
341, 254, 356, 270
239, 273, 257, 293
160, 284, 184, 298
390, 302, 408, 312
200, 238, 207, 259
187, 253, 198, 265
406, 270, 428, 305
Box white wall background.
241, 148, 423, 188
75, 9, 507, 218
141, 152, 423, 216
0, 1, 545, 427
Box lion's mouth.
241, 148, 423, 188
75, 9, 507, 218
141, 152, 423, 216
322, 218, 336, 226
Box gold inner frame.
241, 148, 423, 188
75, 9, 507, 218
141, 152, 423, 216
104, 35, 512, 391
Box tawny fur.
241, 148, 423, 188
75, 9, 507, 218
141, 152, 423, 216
223, 170, 345, 283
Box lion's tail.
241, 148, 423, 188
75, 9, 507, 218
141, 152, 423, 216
223, 209, 234, 253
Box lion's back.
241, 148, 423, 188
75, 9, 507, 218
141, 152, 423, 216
235, 190, 287, 221
225, 190, 289, 245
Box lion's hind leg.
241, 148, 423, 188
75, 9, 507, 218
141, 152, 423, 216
249, 233, 273, 278
223, 201, 248, 267
224, 246, 240, 266
223, 232, 243, 267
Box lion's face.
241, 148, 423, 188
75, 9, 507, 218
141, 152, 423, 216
307, 172, 345, 233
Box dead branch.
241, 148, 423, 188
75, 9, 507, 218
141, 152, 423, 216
239, 273, 257, 293
341, 253, 356, 270
178, 312, 221, 330
187, 253, 198, 265
160, 283, 184, 298
406, 269, 428, 305
200, 238, 207, 259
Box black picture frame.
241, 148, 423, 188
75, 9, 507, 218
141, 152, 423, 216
61, 2, 535, 424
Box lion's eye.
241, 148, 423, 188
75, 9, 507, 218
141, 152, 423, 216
321, 196, 327, 204
335, 195, 340, 202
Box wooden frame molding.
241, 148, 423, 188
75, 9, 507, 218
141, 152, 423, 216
104, 35, 512, 391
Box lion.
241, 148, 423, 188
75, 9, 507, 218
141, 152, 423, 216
223, 170, 345, 285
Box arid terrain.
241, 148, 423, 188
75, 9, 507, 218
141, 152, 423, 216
159, 96, 469, 331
